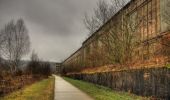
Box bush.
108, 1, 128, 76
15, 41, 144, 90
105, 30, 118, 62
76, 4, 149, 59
26, 61, 52, 76
14, 70, 23, 76
39, 62, 52, 76
166, 64, 170, 69
26, 51, 52, 76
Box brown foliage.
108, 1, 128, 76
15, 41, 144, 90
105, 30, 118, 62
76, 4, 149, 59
0, 73, 44, 96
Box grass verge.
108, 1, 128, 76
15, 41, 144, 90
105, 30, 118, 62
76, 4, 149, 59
1, 76, 55, 100
166, 63, 170, 69
64, 77, 148, 100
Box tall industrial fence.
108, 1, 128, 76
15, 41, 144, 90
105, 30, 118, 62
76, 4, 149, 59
67, 67, 170, 99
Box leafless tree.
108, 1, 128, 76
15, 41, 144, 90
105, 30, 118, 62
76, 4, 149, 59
30, 50, 39, 62
27, 51, 52, 76
101, 11, 140, 66
27, 51, 40, 74
84, 14, 99, 35
40, 61, 52, 76
84, 0, 128, 35
0, 19, 30, 72
84, 0, 132, 66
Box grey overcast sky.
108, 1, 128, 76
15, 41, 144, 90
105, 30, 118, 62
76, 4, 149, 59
0, 0, 128, 62
0, 0, 100, 62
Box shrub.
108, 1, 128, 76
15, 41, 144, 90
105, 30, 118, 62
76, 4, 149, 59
26, 61, 52, 76
26, 51, 52, 76
166, 64, 170, 69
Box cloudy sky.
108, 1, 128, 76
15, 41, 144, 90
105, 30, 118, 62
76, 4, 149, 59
0, 0, 103, 62
0, 0, 130, 62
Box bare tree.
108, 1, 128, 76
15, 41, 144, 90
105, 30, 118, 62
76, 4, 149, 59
84, 0, 110, 35
84, 0, 131, 66
84, 14, 99, 35
40, 61, 52, 76
94, 0, 110, 25
27, 51, 52, 76
27, 51, 40, 74
0, 19, 30, 72
101, 10, 140, 66
30, 51, 39, 62
84, 0, 128, 35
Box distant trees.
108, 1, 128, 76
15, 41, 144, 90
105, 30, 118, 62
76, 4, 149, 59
26, 51, 52, 76
26, 51, 40, 74
0, 19, 30, 73
40, 62, 52, 76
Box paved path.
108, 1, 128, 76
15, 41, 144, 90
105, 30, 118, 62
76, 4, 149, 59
54, 75, 94, 100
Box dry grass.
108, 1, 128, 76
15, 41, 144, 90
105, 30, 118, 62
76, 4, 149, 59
0, 74, 44, 96
0, 76, 55, 100
67, 57, 166, 75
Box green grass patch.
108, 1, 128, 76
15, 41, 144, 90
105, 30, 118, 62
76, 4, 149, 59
64, 77, 148, 100
1, 76, 55, 100
166, 63, 170, 69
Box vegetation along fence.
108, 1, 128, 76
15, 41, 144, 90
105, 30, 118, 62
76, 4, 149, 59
67, 67, 170, 99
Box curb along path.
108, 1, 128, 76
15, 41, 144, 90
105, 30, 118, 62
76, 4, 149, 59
54, 75, 94, 100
